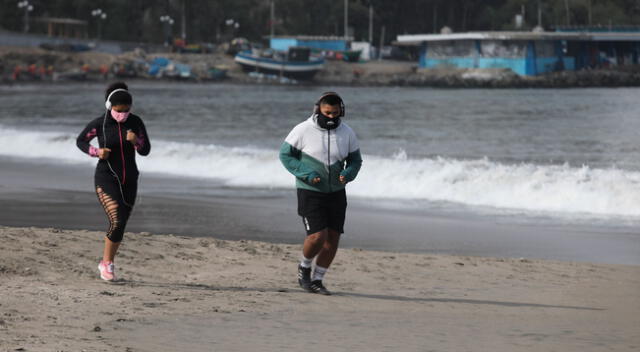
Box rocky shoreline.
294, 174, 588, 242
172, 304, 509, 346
2, 46, 639, 88
387, 67, 640, 88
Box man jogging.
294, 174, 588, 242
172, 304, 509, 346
279, 92, 363, 295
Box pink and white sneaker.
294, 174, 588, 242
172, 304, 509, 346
98, 260, 116, 281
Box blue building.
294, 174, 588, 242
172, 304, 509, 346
270, 36, 351, 52
396, 31, 640, 75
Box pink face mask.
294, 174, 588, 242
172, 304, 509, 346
110, 110, 130, 123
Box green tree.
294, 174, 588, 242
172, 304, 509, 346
1, 0, 639, 44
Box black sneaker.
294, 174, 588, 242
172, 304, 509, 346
309, 280, 332, 295
297, 264, 312, 290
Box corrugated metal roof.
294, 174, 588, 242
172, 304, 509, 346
271, 35, 354, 41
589, 32, 640, 41
396, 31, 640, 45
34, 17, 88, 25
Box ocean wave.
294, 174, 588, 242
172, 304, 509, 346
1, 126, 639, 218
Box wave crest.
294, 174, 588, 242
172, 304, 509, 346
1, 127, 638, 217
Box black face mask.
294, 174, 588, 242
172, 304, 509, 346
317, 113, 341, 130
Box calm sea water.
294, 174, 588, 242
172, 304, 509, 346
1, 82, 639, 224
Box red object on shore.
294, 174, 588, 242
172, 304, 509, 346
174, 38, 186, 48
12, 66, 22, 80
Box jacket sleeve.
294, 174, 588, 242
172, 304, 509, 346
339, 129, 362, 182
134, 117, 151, 156
279, 142, 320, 183
340, 149, 362, 183
76, 119, 100, 157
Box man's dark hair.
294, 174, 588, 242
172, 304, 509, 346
105, 82, 128, 100
318, 94, 342, 106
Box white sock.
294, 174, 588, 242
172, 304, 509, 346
300, 256, 313, 268
312, 266, 328, 281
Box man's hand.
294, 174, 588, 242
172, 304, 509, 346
98, 148, 111, 160
339, 175, 346, 184
311, 177, 321, 184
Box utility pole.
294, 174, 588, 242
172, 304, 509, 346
91, 8, 107, 39
160, 15, 175, 46
181, 0, 187, 41
17, 1, 33, 33
537, 0, 542, 28
378, 25, 385, 61
344, 0, 349, 41
368, 4, 373, 43
564, 0, 571, 26
433, 1, 438, 33
270, 0, 275, 39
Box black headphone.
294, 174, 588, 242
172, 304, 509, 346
314, 92, 345, 117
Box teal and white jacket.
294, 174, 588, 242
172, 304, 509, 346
280, 115, 363, 193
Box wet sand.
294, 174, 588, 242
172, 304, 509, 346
0, 157, 639, 265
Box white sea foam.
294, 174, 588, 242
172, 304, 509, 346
2, 126, 639, 218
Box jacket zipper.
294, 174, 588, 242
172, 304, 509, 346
327, 129, 331, 193
117, 122, 126, 185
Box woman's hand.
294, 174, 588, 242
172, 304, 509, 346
126, 130, 137, 145
311, 177, 321, 184
98, 148, 111, 160
339, 175, 347, 184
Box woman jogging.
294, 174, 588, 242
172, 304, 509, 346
76, 82, 151, 282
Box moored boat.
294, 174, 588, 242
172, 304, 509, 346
234, 47, 324, 80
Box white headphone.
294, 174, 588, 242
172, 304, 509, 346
105, 88, 130, 110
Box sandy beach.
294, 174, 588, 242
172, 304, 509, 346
1, 225, 639, 352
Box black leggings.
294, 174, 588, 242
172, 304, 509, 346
95, 173, 137, 243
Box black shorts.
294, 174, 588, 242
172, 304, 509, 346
297, 188, 347, 235
95, 172, 138, 208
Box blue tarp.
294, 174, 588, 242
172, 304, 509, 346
148, 57, 171, 76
